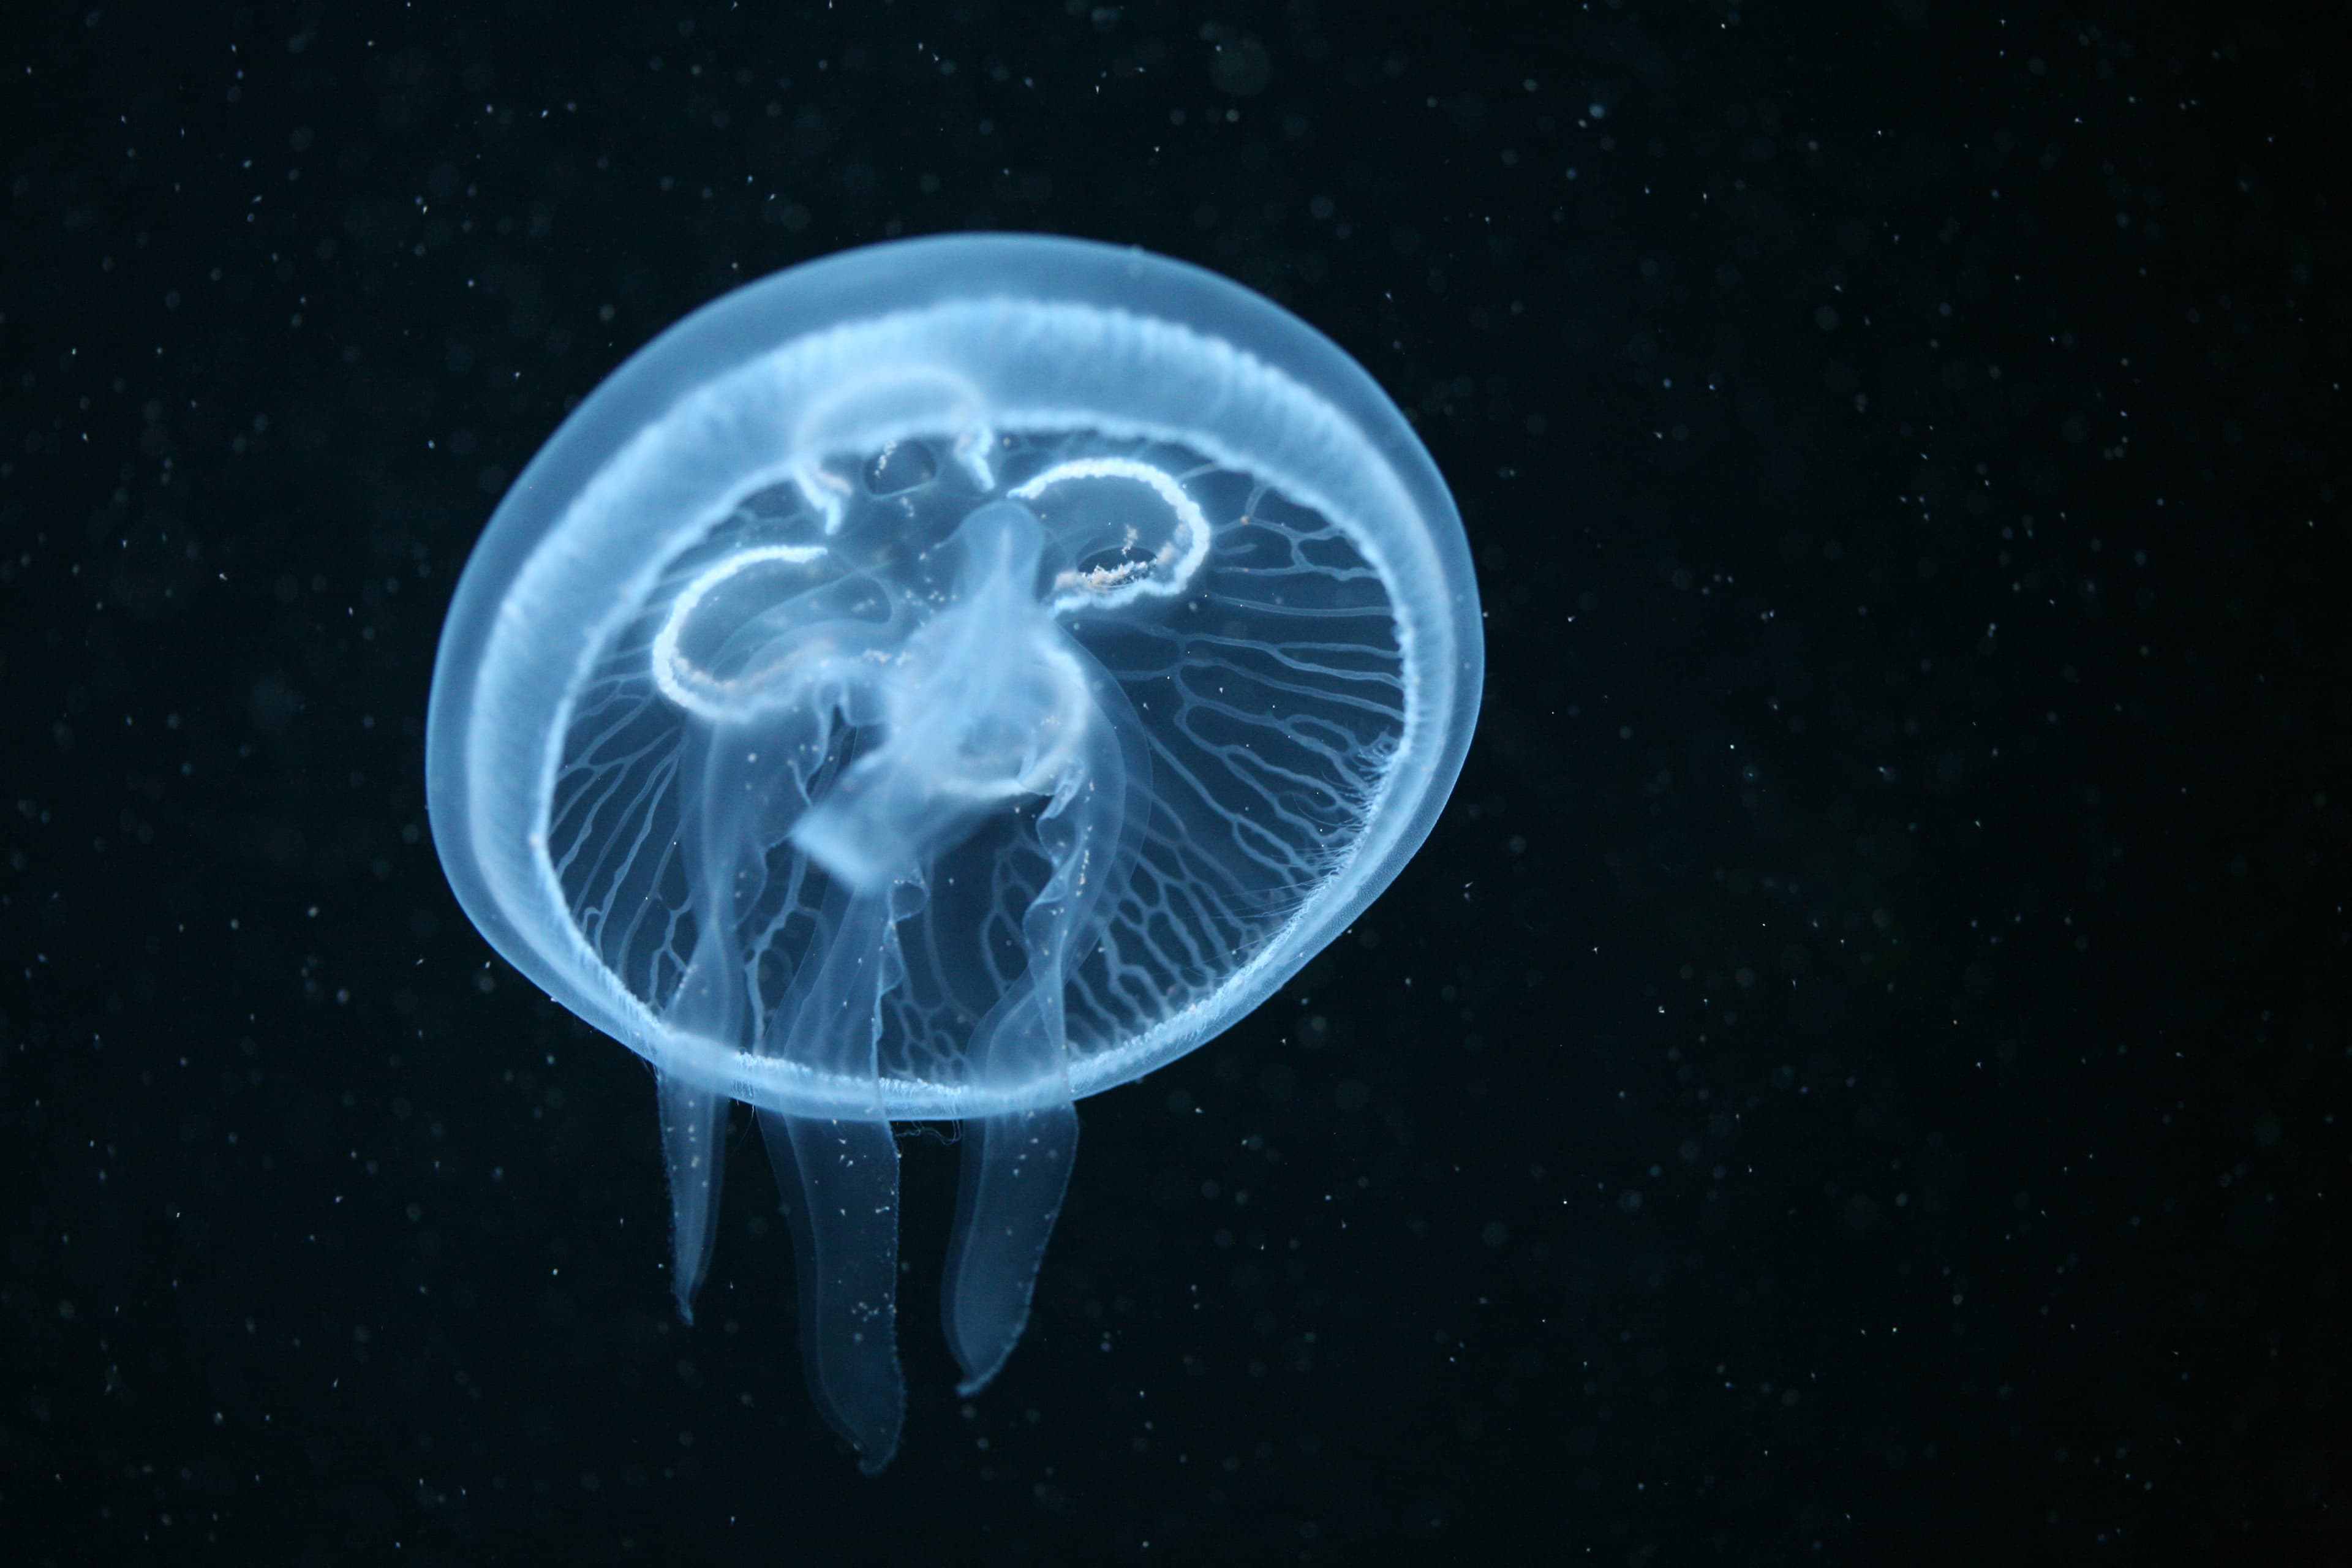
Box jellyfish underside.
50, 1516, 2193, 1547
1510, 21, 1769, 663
646, 480, 1155, 1472
544, 415, 1412, 1472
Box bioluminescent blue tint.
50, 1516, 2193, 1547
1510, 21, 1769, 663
425, 234, 1482, 1470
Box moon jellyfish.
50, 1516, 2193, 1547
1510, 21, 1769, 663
424, 234, 1482, 1470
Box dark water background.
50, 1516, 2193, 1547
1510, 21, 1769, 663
5, 1, 2346, 1561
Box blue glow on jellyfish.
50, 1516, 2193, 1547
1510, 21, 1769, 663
425, 235, 1482, 1471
